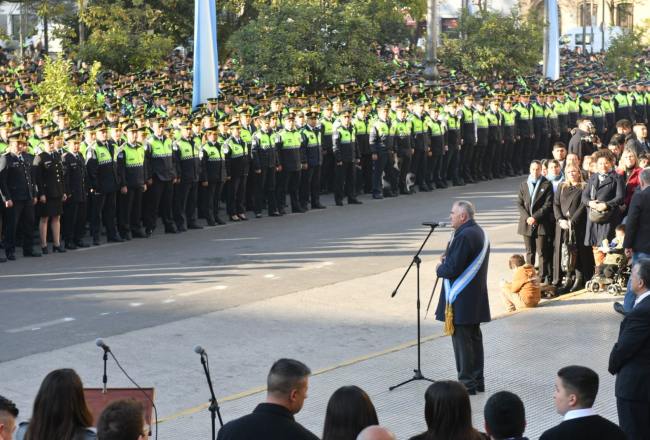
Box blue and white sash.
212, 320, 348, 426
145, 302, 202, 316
443, 230, 489, 306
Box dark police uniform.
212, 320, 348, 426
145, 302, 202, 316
116, 141, 148, 239
299, 123, 324, 210
86, 140, 121, 244
332, 120, 361, 205
62, 148, 88, 248
200, 139, 227, 224
251, 128, 279, 216
143, 133, 176, 234
173, 135, 202, 231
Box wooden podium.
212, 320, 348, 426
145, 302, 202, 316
84, 388, 155, 427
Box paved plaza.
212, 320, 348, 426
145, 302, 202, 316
0, 177, 625, 439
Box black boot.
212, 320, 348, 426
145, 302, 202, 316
570, 272, 584, 292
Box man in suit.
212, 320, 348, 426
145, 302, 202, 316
609, 258, 650, 439
540, 365, 625, 440
615, 168, 650, 314
484, 391, 528, 440
216, 358, 319, 440
517, 160, 554, 283
435, 200, 490, 395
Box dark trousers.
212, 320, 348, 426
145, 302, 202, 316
300, 165, 321, 208
617, 397, 650, 440
397, 151, 412, 192
451, 324, 484, 391
523, 231, 552, 281
321, 150, 335, 192
90, 191, 117, 240
411, 148, 427, 187
204, 181, 223, 222
513, 139, 526, 174
488, 141, 500, 177
502, 140, 515, 174
360, 154, 373, 193
335, 162, 356, 202
277, 169, 301, 211
62, 201, 86, 244
522, 136, 535, 169
143, 177, 174, 231
227, 174, 247, 216
446, 147, 461, 183
118, 187, 143, 236
4, 200, 35, 255
427, 154, 443, 186
473, 144, 487, 178
462, 143, 476, 179
173, 180, 198, 228
372, 151, 397, 196
255, 168, 277, 214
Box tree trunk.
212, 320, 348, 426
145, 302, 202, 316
43, 14, 49, 54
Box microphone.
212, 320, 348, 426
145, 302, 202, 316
95, 338, 111, 352
422, 221, 451, 228
194, 345, 206, 356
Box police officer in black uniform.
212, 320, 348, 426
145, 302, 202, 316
61, 133, 88, 249
172, 120, 202, 231
86, 123, 122, 245
332, 109, 362, 206
251, 115, 279, 217
200, 123, 228, 224
0, 133, 41, 260
299, 112, 325, 210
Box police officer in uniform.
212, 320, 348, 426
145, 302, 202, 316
251, 115, 279, 217
172, 120, 202, 231
500, 98, 517, 176
200, 123, 227, 225
143, 118, 177, 235
369, 103, 396, 199
353, 105, 372, 194
116, 124, 148, 240
86, 123, 122, 245
458, 95, 476, 183
391, 106, 413, 194
224, 120, 250, 221
299, 111, 325, 210
409, 99, 430, 192
275, 113, 305, 214
61, 133, 88, 249
33, 132, 66, 254
332, 109, 362, 206
0, 133, 40, 260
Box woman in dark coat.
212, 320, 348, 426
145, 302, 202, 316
553, 164, 593, 293
33, 134, 66, 254
581, 150, 625, 267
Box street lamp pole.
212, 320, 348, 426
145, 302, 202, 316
423, 0, 439, 86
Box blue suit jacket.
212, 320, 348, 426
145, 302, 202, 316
435, 219, 491, 325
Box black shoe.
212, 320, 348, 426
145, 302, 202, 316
436, 181, 448, 189
372, 194, 384, 200
278, 209, 286, 216
132, 230, 147, 238
24, 250, 42, 257
466, 387, 477, 396
292, 207, 307, 213
65, 242, 77, 250
269, 211, 281, 217
188, 224, 203, 230
418, 186, 430, 192
216, 216, 227, 225
6, 253, 15, 261
75, 241, 89, 248
120, 233, 132, 241
613, 302, 626, 316
311, 204, 326, 209
348, 198, 363, 205
93, 237, 101, 245
41, 246, 49, 255
207, 219, 217, 226
176, 225, 188, 232
335, 200, 344, 206
108, 236, 124, 243
145, 229, 153, 238
0, 255, 5, 263
52, 245, 66, 253
300, 204, 309, 211
164, 226, 177, 234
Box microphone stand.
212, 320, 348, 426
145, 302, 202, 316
199, 352, 224, 440
389, 222, 438, 391
102, 348, 108, 393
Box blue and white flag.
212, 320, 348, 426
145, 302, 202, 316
192, 0, 219, 110
545, 0, 560, 80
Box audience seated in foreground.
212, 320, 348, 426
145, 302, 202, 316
97, 399, 148, 440
322, 385, 378, 440
483, 391, 528, 440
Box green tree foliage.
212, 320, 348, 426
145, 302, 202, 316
32, 57, 101, 127
72, 1, 174, 74
440, 9, 543, 79
604, 26, 648, 79
227, 1, 392, 90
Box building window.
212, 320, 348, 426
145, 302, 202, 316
616, 2, 633, 28
577, 2, 598, 27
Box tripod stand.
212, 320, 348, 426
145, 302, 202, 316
389, 222, 438, 391
198, 352, 224, 440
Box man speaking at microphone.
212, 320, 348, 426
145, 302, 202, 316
435, 200, 491, 395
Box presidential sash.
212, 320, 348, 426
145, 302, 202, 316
443, 231, 489, 336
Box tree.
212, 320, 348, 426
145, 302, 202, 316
74, 0, 174, 74
604, 26, 647, 78
227, 1, 390, 90
31, 57, 101, 127
439, 9, 543, 79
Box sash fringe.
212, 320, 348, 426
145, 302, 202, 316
444, 303, 455, 336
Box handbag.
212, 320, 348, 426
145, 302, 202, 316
588, 180, 613, 224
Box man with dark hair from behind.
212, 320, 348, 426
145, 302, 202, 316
97, 399, 148, 440
217, 358, 319, 440
540, 365, 625, 440
483, 391, 527, 440
0, 395, 18, 440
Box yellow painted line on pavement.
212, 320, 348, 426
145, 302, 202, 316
158, 288, 590, 424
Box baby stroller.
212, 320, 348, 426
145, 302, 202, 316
585, 251, 630, 295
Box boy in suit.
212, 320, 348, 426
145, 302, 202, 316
540, 365, 625, 440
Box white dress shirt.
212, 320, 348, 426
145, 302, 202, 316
563, 407, 596, 421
